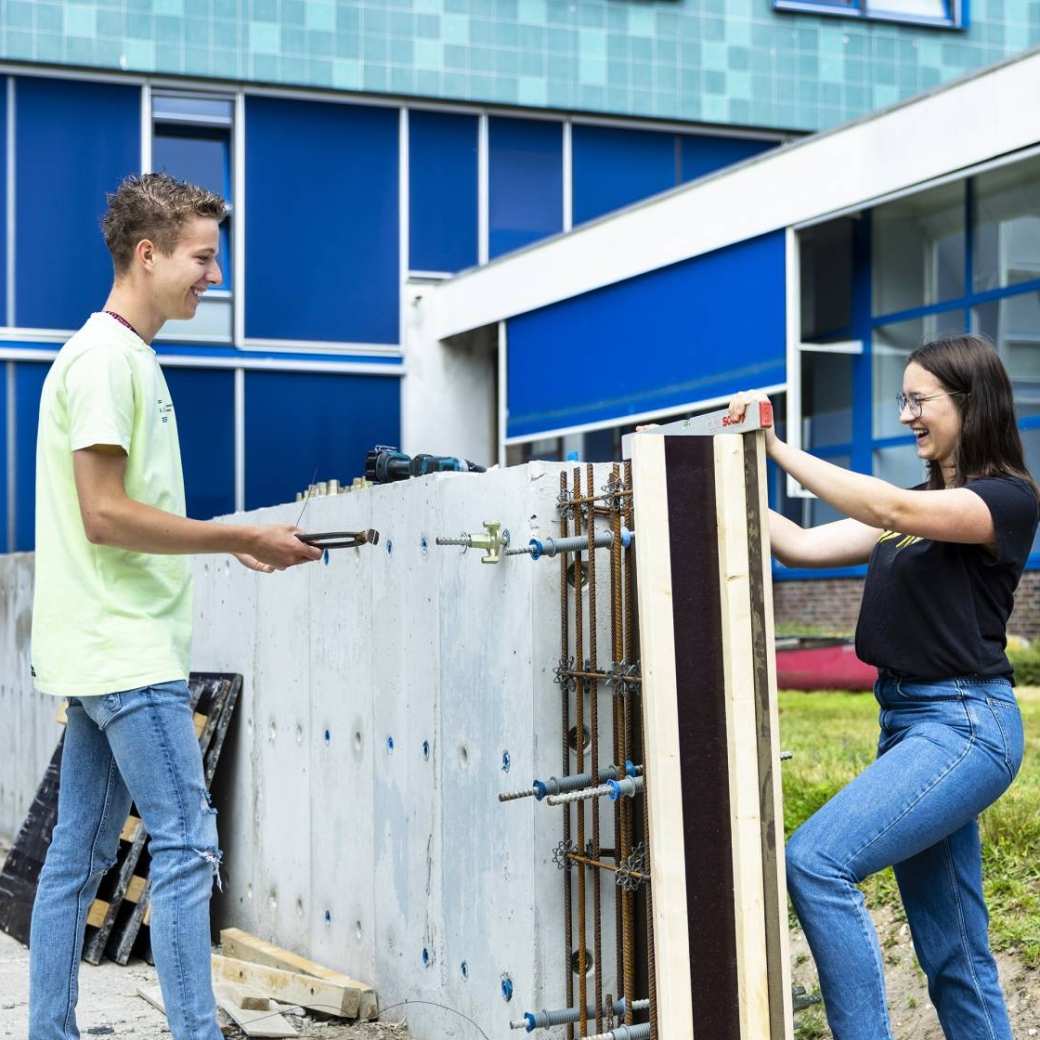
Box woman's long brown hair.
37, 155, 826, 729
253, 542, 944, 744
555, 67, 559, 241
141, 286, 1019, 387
908, 334, 1039, 498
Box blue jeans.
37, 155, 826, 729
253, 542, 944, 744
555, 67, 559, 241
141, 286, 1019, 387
28, 680, 223, 1040
787, 675, 1023, 1040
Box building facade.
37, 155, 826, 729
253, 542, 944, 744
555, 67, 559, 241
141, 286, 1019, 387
0, 1, 1038, 635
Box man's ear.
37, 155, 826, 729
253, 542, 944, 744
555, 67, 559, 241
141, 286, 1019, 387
134, 237, 157, 272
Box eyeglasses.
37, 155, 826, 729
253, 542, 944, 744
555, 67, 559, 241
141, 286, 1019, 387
896, 391, 964, 418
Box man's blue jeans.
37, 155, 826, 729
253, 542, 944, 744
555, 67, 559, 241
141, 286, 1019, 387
787, 675, 1023, 1040
28, 680, 224, 1040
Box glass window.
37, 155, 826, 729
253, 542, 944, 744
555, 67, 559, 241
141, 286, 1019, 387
973, 157, 1040, 293
810, 454, 852, 526
1014, 425, 1040, 557
973, 292, 1040, 418
870, 0, 948, 17
874, 443, 927, 491
802, 351, 853, 447
153, 125, 229, 197
873, 311, 965, 437
153, 96, 233, 124
873, 181, 965, 317
799, 218, 854, 340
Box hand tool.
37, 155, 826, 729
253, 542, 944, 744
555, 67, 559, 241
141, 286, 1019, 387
621, 399, 773, 457
296, 529, 380, 550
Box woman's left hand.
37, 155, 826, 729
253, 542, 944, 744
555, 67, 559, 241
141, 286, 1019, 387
728, 390, 779, 452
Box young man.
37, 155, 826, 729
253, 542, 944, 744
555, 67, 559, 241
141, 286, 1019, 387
28, 172, 323, 1040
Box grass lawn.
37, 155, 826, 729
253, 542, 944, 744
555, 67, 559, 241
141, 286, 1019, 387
780, 687, 1040, 967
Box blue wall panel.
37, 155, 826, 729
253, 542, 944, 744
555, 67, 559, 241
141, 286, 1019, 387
14, 361, 49, 551
0, 364, 6, 551
245, 97, 399, 344
244, 370, 400, 511
572, 125, 677, 227
506, 232, 786, 439
16, 78, 140, 331
409, 110, 478, 274
163, 367, 235, 520
680, 134, 777, 184
0, 79, 6, 327
489, 118, 562, 259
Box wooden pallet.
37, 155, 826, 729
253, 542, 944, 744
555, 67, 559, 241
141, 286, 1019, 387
103, 673, 242, 966
0, 673, 241, 968
630, 431, 792, 1040
0, 738, 64, 945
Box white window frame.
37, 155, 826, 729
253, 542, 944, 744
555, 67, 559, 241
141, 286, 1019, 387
773, 0, 964, 29
150, 88, 236, 346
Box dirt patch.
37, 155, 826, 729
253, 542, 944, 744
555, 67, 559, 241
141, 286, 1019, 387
790, 904, 1040, 1039
222, 1019, 407, 1040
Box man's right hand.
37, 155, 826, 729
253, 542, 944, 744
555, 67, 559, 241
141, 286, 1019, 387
249, 524, 324, 570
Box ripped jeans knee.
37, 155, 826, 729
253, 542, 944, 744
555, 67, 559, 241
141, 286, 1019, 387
191, 789, 223, 893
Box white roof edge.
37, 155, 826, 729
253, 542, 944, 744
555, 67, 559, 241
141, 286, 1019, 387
432, 45, 1040, 341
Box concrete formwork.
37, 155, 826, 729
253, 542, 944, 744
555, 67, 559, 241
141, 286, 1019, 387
1, 463, 618, 1039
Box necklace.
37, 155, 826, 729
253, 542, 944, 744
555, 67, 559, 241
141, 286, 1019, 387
104, 309, 144, 341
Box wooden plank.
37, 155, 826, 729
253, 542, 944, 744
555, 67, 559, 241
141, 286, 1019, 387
713, 434, 769, 1038
221, 927, 376, 993
87, 899, 108, 930
217, 993, 299, 1038
120, 816, 142, 843
212, 954, 364, 1018
745, 431, 795, 1036
629, 434, 695, 1038
631, 432, 792, 1040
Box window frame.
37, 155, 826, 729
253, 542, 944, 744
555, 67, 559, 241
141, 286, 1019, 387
773, 0, 964, 29
149, 89, 235, 346
788, 149, 1040, 570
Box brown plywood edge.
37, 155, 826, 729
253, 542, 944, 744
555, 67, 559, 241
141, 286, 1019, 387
746, 431, 795, 1038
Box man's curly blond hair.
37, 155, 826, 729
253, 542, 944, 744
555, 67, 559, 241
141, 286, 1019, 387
102, 172, 226, 274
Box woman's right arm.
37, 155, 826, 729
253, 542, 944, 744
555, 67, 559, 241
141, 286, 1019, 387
769, 512, 882, 568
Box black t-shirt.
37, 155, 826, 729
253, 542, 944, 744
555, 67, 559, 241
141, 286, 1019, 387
855, 475, 1039, 681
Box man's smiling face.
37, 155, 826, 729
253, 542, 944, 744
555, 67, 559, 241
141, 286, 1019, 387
151, 216, 223, 321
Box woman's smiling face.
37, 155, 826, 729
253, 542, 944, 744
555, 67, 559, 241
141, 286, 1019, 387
900, 361, 963, 475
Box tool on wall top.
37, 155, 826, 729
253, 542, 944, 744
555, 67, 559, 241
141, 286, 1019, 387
365, 445, 486, 483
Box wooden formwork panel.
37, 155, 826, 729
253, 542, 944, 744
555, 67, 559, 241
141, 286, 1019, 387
630, 431, 792, 1040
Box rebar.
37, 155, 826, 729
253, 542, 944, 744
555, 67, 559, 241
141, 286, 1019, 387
561, 471, 575, 1040
609, 463, 625, 1005
573, 466, 589, 1036
587, 465, 604, 1032
621, 459, 637, 1024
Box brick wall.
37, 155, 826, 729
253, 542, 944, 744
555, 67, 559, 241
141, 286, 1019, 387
774, 571, 1040, 642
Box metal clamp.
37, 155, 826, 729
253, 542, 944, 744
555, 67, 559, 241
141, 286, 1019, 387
435, 521, 511, 564
297, 529, 380, 550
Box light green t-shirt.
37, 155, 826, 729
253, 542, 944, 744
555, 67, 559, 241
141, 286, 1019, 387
31, 312, 192, 697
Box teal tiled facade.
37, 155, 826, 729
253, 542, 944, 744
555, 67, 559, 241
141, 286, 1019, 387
2, 0, 1039, 133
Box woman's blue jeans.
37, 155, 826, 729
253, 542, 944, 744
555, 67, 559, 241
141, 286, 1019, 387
787, 675, 1023, 1040
28, 680, 224, 1040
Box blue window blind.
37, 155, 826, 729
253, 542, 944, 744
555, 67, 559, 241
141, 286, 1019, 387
245, 97, 399, 344
572, 125, 678, 227
153, 126, 233, 289
163, 367, 236, 520
244, 370, 401, 511
680, 134, 777, 185
489, 118, 563, 260
409, 110, 479, 274
506, 232, 786, 439
14, 361, 50, 551
15, 77, 140, 331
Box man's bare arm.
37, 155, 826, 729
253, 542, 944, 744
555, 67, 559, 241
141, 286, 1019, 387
72, 445, 322, 568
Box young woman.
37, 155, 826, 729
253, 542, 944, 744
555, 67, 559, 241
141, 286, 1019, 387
730, 334, 1038, 1040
